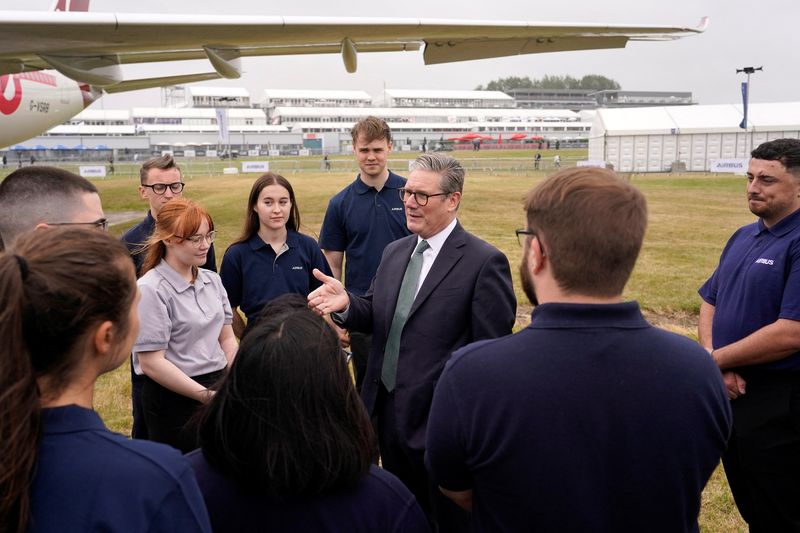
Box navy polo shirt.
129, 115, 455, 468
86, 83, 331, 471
29, 405, 211, 532
426, 302, 731, 533
700, 208, 800, 371
220, 230, 331, 321
187, 452, 430, 533
319, 171, 410, 295
121, 211, 217, 276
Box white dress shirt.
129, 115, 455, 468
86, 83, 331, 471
414, 217, 458, 298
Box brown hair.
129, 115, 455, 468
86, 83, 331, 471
0, 166, 98, 249
524, 167, 647, 297
230, 173, 301, 248
0, 228, 136, 532
140, 198, 214, 278
350, 116, 392, 145
139, 154, 182, 185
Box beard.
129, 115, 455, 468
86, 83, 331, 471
520, 253, 538, 306
748, 196, 772, 219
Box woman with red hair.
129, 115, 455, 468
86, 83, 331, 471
134, 198, 237, 453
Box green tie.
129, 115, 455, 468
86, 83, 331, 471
382, 239, 430, 391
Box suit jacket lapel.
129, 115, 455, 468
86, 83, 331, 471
409, 222, 466, 317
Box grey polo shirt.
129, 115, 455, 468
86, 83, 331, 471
133, 261, 233, 377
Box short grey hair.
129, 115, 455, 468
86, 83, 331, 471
410, 152, 465, 195
0, 167, 98, 249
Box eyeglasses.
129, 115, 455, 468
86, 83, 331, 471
48, 218, 109, 231
398, 188, 449, 206
177, 230, 216, 247
515, 228, 536, 246
142, 182, 185, 195
516, 228, 547, 256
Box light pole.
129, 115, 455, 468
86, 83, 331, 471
736, 66, 762, 154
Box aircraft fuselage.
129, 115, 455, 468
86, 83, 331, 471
0, 71, 98, 148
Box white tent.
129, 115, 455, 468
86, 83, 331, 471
589, 102, 800, 172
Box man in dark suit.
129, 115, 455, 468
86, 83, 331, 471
309, 152, 516, 531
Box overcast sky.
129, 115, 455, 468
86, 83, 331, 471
10, 0, 794, 109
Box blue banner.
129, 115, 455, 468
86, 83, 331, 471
739, 81, 749, 129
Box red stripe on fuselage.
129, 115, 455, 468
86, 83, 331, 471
18, 72, 58, 87
53, 0, 90, 11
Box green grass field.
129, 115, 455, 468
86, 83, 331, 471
20, 155, 751, 531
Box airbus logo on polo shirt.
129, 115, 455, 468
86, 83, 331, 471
392, 207, 403, 211
292, 266, 304, 270
755, 257, 775, 265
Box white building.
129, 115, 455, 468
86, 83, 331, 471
263, 89, 372, 109
589, 102, 800, 172
162, 86, 251, 108
383, 89, 514, 108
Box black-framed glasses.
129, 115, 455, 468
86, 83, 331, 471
515, 228, 536, 246
177, 230, 216, 248
48, 218, 109, 232
398, 188, 448, 206
516, 228, 547, 256
142, 182, 185, 195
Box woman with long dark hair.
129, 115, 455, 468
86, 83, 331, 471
187, 294, 429, 532
0, 228, 210, 532
220, 172, 330, 336
134, 198, 237, 453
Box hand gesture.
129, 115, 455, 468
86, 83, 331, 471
308, 269, 350, 316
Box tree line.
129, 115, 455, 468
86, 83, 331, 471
476, 74, 621, 92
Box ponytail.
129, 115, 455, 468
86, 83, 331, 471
0, 253, 42, 533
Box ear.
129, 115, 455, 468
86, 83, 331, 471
92, 320, 115, 357
447, 191, 462, 211
528, 236, 547, 275
138, 186, 148, 200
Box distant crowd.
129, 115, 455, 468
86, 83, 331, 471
2, 117, 800, 532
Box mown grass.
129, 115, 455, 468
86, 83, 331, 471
83, 162, 749, 531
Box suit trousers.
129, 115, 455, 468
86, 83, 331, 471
723, 370, 800, 532
377, 385, 472, 533
141, 369, 224, 453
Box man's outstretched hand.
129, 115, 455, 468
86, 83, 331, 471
308, 268, 350, 316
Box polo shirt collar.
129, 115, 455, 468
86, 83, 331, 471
756, 207, 800, 237
354, 170, 404, 194
530, 301, 648, 329
247, 231, 298, 251
154, 259, 210, 293
41, 405, 105, 434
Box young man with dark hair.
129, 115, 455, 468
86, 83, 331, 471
0, 166, 106, 251
319, 116, 411, 390
122, 154, 216, 276
699, 138, 800, 530
425, 167, 732, 532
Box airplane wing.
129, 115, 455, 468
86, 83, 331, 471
0, 12, 707, 87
